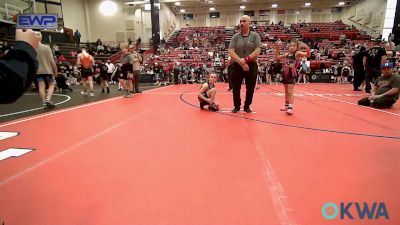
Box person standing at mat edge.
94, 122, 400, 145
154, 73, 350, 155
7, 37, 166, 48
130, 47, 142, 93
228, 15, 262, 113
35, 32, 58, 109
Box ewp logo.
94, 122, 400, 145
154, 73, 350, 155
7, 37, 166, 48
322, 202, 389, 220
17, 14, 58, 29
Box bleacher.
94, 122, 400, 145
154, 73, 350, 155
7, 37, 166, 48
1, 20, 392, 76
254, 25, 295, 42
291, 22, 366, 40
177, 26, 226, 45
58, 42, 119, 63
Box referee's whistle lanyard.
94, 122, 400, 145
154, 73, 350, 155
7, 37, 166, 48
241, 32, 248, 56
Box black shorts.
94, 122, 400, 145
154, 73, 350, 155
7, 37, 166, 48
121, 64, 134, 80
36, 74, 54, 82
100, 73, 109, 81
81, 67, 93, 78
366, 67, 381, 80
282, 67, 296, 84
198, 92, 209, 104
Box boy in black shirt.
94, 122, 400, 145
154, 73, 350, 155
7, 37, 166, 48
363, 43, 387, 93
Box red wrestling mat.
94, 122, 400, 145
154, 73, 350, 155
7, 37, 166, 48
0, 83, 399, 225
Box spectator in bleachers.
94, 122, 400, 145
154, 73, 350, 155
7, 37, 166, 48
340, 33, 347, 47
273, 59, 283, 84
97, 44, 105, 54
183, 51, 191, 59
96, 39, 102, 46
358, 62, 400, 108
228, 15, 262, 113
74, 29, 81, 47
70, 50, 77, 57
297, 57, 309, 84
136, 37, 141, 49
153, 62, 163, 85
173, 60, 181, 84
341, 62, 352, 84
316, 51, 321, 61
337, 49, 346, 61
388, 33, 395, 43
57, 54, 66, 64
364, 41, 387, 93
99, 61, 110, 93
52, 43, 59, 56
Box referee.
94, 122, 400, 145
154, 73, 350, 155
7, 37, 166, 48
228, 15, 262, 113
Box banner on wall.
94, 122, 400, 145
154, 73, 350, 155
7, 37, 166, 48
244, 10, 255, 16
331, 7, 343, 13
277, 10, 285, 14
322, 9, 331, 14
259, 10, 270, 16
183, 14, 193, 20
17, 14, 58, 29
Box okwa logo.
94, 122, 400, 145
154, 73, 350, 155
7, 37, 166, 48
322, 202, 389, 220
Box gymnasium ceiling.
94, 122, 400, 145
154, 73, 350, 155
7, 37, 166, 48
126, 0, 365, 14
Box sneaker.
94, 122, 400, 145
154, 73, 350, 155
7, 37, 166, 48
244, 107, 252, 113
280, 106, 288, 111
42, 102, 49, 109
231, 107, 240, 113
124, 93, 133, 98
45, 101, 56, 109
286, 108, 293, 115
89, 92, 95, 97
81, 91, 87, 95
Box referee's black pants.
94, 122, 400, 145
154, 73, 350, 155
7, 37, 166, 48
232, 62, 257, 109
174, 69, 180, 84
353, 67, 365, 90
